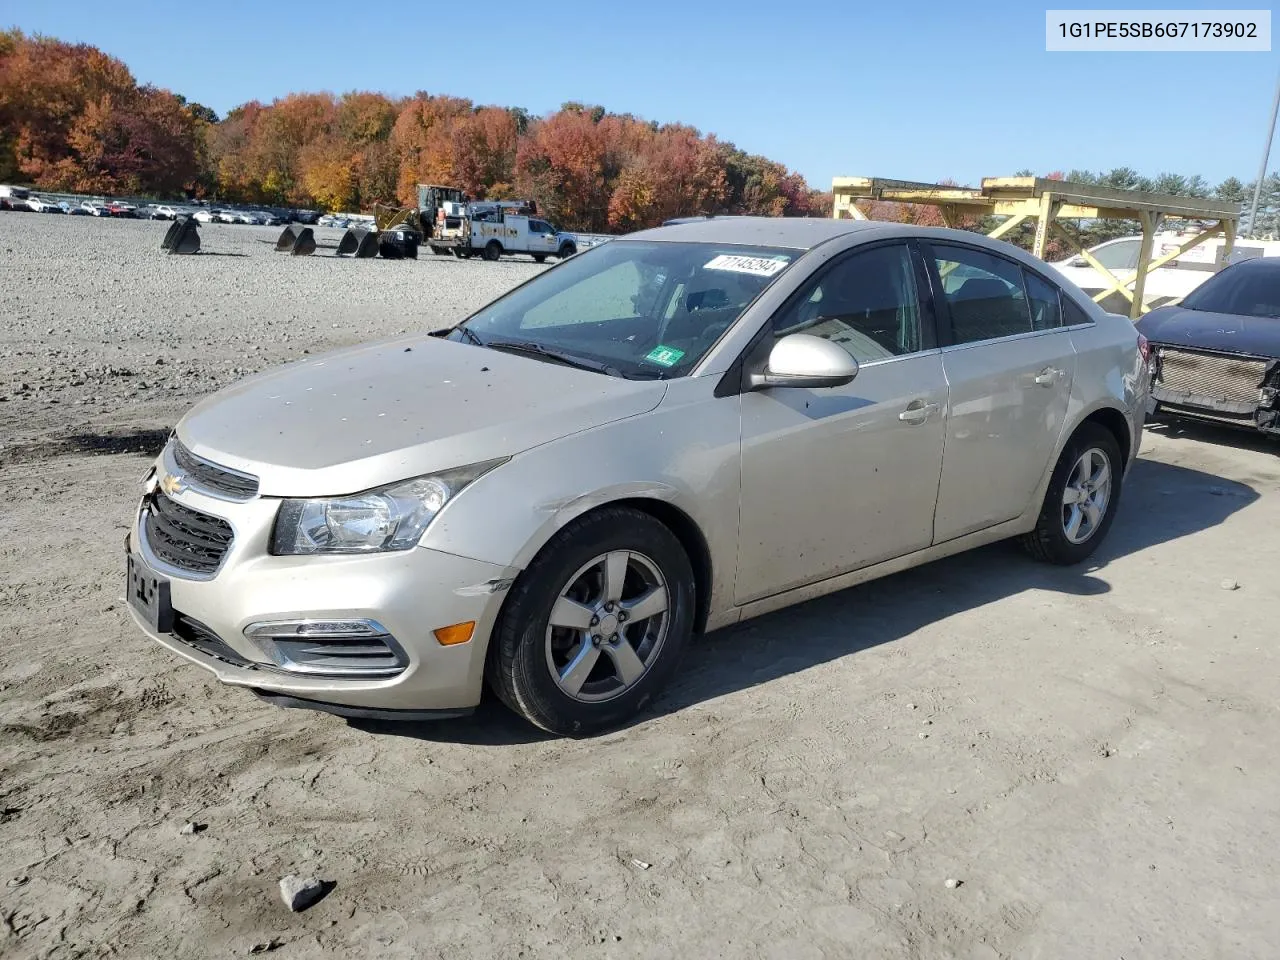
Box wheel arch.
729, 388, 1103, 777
1067, 403, 1132, 468
505, 493, 714, 636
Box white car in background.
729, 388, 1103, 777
192, 209, 215, 223
26, 196, 60, 213
1049, 231, 1280, 310
150, 205, 179, 220
80, 201, 105, 216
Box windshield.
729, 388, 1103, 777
451, 239, 799, 378
1181, 262, 1280, 318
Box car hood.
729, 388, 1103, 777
1136, 305, 1280, 359
175, 333, 667, 497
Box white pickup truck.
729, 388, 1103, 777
428, 202, 580, 262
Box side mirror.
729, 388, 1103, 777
1069, 256, 1087, 267
747, 333, 858, 391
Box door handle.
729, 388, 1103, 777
1034, 366, 1062, 387
898, 399, 939, 424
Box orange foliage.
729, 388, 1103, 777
1, 31, 830, 226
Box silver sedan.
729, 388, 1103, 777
124, 217, 1150, 735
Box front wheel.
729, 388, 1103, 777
483, 240, 502, 261
558, 242, 577, 259
486, 507, 696, 736
1020, 423, 1123, 565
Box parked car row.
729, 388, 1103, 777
189, 208, 288, 226
0, 185, 319, 225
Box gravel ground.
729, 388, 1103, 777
0, 214, 543, 455
2, 213, 1279, 959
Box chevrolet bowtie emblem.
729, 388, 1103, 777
160, 472, 186, 496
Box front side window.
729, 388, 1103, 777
931, 244, 1032, 344
773, 244, 924, 362
455, 240, 798, 378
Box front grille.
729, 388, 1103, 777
1155, 347, 1267, 410
172, 441, 259, 500
143, 492, 234, 576
172, 614, 250, 667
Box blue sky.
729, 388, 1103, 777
3, 0, 1277, 189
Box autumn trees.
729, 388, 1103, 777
0, 31, 208, 195
8, 31, 1275, 239
0, 32, 829, 229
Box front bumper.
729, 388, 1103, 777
125, 484, 519, 715
1148, 348, 1280, 436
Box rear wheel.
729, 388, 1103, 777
483, 240, 502, 261
1020, 422, 1123, 565
533, 254, 547, 263
486, 507, 695, 736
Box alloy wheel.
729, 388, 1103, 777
1061, 446, 1112, 544
544, 550, 670, 703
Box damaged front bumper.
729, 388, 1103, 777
1148, 349, 1280, 436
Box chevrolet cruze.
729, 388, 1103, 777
125, 217, 1150, 735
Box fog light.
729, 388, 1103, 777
244, 618, 407, 677
434, 621, 475, 646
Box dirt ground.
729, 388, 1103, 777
2, 215, 1279, 959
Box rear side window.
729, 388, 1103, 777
930, 244, 1032, 344
1023, 270, 1063, 330
1061, 296, 1093, 326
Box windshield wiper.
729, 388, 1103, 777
452, 324, 486, 346
482, 338, 625, 377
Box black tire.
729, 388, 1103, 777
430, 245, 447, 256
533, 254, 547, 263
483, 240, 502, 261
1020, 422, 1123, 565
486, 506, 696, 736
558, 242, 577, 259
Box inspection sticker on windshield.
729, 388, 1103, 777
644, 345, 685, 367
703, 254, 790, 277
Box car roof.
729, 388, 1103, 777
627, 215, 890, 250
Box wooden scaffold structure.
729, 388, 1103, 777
831, 176, 1241, 320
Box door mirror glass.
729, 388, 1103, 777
749, 333, 859, 390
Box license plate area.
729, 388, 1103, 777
127, 551, 174, 634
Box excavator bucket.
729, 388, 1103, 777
275, 224, 316, 256
164, 216, 201, 255
160, 218, 182, 250
336, 227, 378, 258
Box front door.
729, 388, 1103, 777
735, 242, 947, 604
923, 241, 1077, 542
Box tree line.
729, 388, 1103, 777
4, 30, 1279, 239
0, 31, 826, 231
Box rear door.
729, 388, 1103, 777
924, 241, 1077, 543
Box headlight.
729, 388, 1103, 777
270, 458, 507, 555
